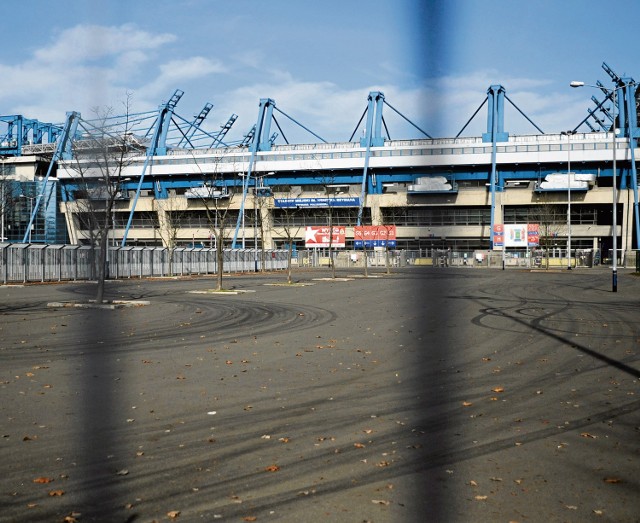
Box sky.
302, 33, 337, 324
2, 0, 640, 144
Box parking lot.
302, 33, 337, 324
1, 267, 639, 522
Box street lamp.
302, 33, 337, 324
561, 130, 576, 270
570, 80, 631, 292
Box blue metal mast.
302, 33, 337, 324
121, 89, 183, 246
357, 91, 385, 225
483, 85, 508, 250
22, 111, 80, 242
232, 98, 274, 248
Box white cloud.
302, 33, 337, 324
0, 22, 600, 145
0, 23, 235, 127
140, 57, 227, 104
33, 24, 176, 65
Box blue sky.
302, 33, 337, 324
2, 0, 639, 143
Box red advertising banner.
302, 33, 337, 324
527, 223, 540, 246
353, 225, 397, 248
305, 226, 346, 248
493, 224, 505, 247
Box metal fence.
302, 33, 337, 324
295, 249, 409, 269
395, 248, 638, 269
0, 244, 288, 284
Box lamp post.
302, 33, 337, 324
561, 130, 576, 269
0, 157, 6, 243
570, 80, 633, 292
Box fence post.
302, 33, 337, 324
41, 246, 46, 282
23, 247, 27, 284
2, 245, 6, 284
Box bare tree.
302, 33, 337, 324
271, 197, 302, 284
197, 169, 235, 291
380, 223, 397, 275
65, 102, 137, 302
0, 174, 19, 242
530, 202, 567, 269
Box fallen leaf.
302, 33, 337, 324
167, 510, 181, 518
474, 495, 488, 501
462, 401, 473, 407
48, 490, 65, 496
603, 477, 622, 484
580, 432, 597, 439
33, 477, 54, 484
354, 443, 366, 448
264, 465, 280, 472
243, 517, 257, 522
469, 480, 478, 487
491, 387, 505, 393
371, 499, 390, 505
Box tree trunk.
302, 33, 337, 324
216, 233, 224, 291
287, 242, 293, 284
95, 234, 108, 303
363, 247, 368, 277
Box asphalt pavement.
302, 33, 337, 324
1, 267, 639, 523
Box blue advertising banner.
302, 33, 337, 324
354, 240, 397, 248
274, 197, 360, 208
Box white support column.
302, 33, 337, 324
259, 201, 274, 249
621, 189, 634, 266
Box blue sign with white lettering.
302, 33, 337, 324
354, 240, 397, 249
274, 197, 359, 208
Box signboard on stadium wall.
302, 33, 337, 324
493, 224, 539, 247
353, 225, 397, 248
274, 197, 359, 208
305, 226, 346, 248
